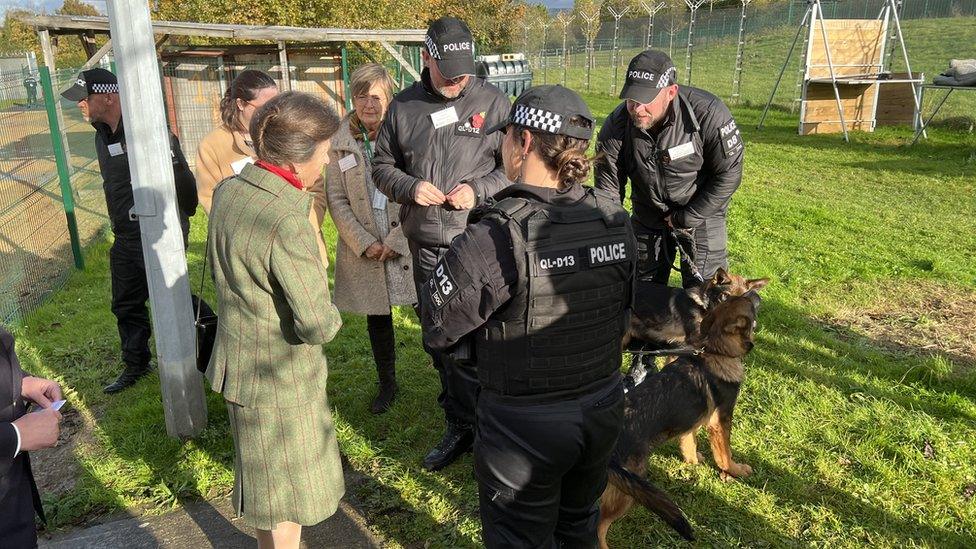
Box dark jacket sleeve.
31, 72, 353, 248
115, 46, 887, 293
170, 132, 198, 217
372, 100, 421, 205
420, 220, 517, 350
1, 329, 22, 465
464, 89, 512, 204
594, 104, 629, 204
671, 98, 743, 229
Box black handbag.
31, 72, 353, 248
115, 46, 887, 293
193, 233, 218, 374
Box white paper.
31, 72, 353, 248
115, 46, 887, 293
230, 156, 253, 175
372, 189, 388, 210
430, 106, 459, 129
107, 142, 124, 157
338, 153, 358, 172
51, 400, 66, 411
667, 141, 695, 162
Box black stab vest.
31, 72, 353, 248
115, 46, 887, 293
474, 185, 636, 397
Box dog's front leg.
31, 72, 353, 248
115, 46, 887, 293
678, 431, 704, 465
706, 408, 752, 481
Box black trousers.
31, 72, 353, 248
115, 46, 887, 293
109, 236, 152, 369
0, 456, 41, 548
475, 378, 625, 549
634, 214, 729, 288
409, 242, 479, 427
366, 314, 396, 370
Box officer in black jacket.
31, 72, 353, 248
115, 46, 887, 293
596, 50, 743, 288
420, 86, 636, 547
1, 326, 63, 547
373, 16, 511, 471
62, 69, 198, 394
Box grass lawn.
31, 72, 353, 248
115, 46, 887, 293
8, 18, 976, 547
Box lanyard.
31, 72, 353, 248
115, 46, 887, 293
357, 121, 373, 162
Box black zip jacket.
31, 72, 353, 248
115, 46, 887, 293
94, 119, 197, 239
372, 69, 512, 247
594, 85, 744, 230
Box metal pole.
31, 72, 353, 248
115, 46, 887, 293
758, 3, 813, 129
608, 6, 630, 95
685, 0, 706, 86
541, 22, 550, 85
731, 0, 752, 102
278, 41, 292, 92
39, 66, 84, 270
341, 45, 352, 113
37, 30, 72, 163
105, 0, 207, 438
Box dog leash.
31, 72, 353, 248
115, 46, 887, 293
664, 228, 705, 284
626, 345, 703, 358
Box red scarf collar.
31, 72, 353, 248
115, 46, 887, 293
255, 160, 303, 190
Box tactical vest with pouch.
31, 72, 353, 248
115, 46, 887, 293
475, 185, 636, 398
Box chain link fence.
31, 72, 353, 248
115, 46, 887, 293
0, 64, 106, 323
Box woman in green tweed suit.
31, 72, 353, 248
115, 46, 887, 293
207, 91, 344, 549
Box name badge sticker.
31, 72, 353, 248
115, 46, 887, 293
430, 106, 459, 129
587, 240, 629, 267
338, 153, 358, 172
107, 142, 124, 157
372, 189, 388, 210
230, 156, 253, 174
666, 141, 696, 163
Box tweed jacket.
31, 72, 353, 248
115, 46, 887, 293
326, 118, 416, 315
196, 125, 329, 269
206, 163, 342, 407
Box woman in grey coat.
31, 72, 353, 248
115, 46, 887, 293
326, 64, 416, 414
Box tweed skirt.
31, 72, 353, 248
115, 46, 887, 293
227, 399, 345, 530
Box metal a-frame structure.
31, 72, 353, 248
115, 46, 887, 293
758, 0, 923, 142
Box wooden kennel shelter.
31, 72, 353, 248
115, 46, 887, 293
758, 0, 923, 142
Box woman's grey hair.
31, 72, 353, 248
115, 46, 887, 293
350, 63, 394, 103
249, 91, 340, 165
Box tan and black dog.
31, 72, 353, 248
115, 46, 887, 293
598, 291, 763, 547
622, 268, 768, 351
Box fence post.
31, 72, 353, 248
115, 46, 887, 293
341, 45, 352, 113
38, 66, 84, 270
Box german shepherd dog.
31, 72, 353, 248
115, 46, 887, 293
597, 291, 763, 547
622, 268, 769, 350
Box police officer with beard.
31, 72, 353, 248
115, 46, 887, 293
596, 50, 743, 289
373, 16, 511, 471
419, 86, 637, 547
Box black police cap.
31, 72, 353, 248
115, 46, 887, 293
619, 50, 676, 104
485, 85, 595, 140
425, 16, 476, 79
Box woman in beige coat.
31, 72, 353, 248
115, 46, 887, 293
197, 69, 329, 267
326, 64, 415, 414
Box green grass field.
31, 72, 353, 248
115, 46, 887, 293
8, 16, 976, 549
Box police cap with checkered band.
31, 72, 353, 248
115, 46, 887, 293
619, 49, 677, 105
485, 85, 595, 140
425, 16, 476, 80
61, 67, 119, 102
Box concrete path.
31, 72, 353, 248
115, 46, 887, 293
39, 471, 386, 548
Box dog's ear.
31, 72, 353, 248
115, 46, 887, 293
723, 315, 750, 335
712, 267, 732, 285
746, 277, 770, 292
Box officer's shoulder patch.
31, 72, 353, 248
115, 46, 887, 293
718, 118, 743, 158
428, 259, 459, 310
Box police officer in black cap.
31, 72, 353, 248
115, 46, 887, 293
62, 68, 198, 394
420, 85, 637, 547
596, 50, 743, 289
373, 16, 511, 471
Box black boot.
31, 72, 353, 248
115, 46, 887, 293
422, 421, 474, 472
370, 362, 398, 414
104, 363, 152, 394
367, 314, 398, 414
